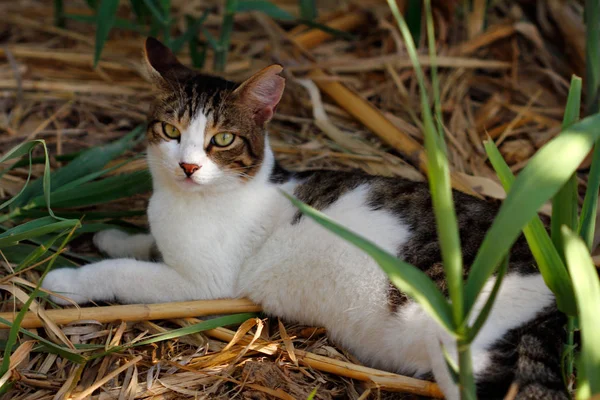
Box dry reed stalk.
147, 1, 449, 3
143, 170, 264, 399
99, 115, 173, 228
3, 15, 94, 46
290, 11, 368, 49
71, 355, 143, 400
0, 79, 150, 96
290, 15, 476, 196
0, 47, 130, 72
0, 299, 262, 329
309, 69, 477, 196
202, 321, 444, 397
288, 55, 512, 73
453, 24, 516, 56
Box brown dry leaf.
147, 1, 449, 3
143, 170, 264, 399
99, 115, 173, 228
278, 319, 298, 366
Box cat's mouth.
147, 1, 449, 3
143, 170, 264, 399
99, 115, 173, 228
175, 176, 202, 189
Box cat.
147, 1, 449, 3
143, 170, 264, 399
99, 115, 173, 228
42, 37, 568, 400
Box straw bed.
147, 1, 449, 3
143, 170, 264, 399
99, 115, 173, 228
0, 0, 592, 399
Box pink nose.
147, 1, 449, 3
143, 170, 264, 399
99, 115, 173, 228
179, 162, 201, 177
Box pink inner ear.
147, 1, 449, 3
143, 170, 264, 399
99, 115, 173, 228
236, 65, 285, 125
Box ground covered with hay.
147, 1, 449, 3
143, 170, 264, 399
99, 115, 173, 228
0, 0, 592, 399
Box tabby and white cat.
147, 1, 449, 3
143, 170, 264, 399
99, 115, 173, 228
43, 37, 567, 400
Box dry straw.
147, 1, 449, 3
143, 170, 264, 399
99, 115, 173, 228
0, 0, 588, 398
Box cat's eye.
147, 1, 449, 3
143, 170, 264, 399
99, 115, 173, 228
161, 122, 180, 139
211, 132, 235, 147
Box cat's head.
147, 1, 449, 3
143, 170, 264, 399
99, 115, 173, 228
143, 37, 285, 192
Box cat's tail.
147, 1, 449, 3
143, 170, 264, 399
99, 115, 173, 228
476, 306, 569, 400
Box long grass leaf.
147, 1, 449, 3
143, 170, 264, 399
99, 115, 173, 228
1, 224, 82, 387
0, 317, 85, 363
405, 0, 422, 46
170, 10, 210, 53
585, 0, 600, 115
552, 76, 582, 255
562, 226, 600, 395
466, 257, 507, 342
16, 126, 143, 208
14, 231, 69, 272
28, 170, 152, 209
141, 0, 170, 26
65, 13, 143, 32
93, 0, 120, 67
236, 0, 294, 20
465, 112, 600, 313
0, 218, 79, 248
299, 0, 317, 20
282, 191, 455, 335
214, 0, 237, 72
484, 139, 576, 315
90, 313, 257, 359
54, 0, 65, 27
1, 244, 77, 270
388, 0, 463, 326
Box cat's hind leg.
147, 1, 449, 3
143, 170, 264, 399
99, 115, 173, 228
42, 259, 202, 305
93, 229, 159, 261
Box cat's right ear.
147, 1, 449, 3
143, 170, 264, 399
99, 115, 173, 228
143, 37, 194, 87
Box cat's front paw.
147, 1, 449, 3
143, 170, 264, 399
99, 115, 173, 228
42, 268, 88, 305
93, 229, 129, 257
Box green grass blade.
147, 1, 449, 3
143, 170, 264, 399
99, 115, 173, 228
552, 76, 582, 255
423, 0, 443, 141
93, 0, 120, 67
1, 225, 83, 388
562, 226, 600, 395
580, 0, 600, 251
129, 0, 148, 21
466, 257, 508, 342
295, 19, 355, 41
0, 217, 80, 248
14, 230, 70, 272
141, 0, 170, 26
65, 13, 143, 32
25, 155, 142, 208
484, 139, 576, 315
1, 244, 77, 270
0, 142, 37, 163
29, 170, 152, 209
201, 26, 219, 50
0, 152, 33, 211
90, 313, 257, 359
189, 36, 207, 69
388, 0, 463, 327
579, 143, 600, 250
405, 0, 422, 46
465, 112, 600, 314
9, 151, 80, 169
282, 191, 455, 335
214, 0, 238, 72
585, 0, 600, 115
15, 126, 143, 208
54, 0, 65, 27
0, 317, 85, 363
299, 0, 317, 20
19, 209, 146, 220
236, 0, 294, 20
170, 10, 210, 53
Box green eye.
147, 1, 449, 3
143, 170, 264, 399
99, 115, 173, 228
212, 132, 235, 147
162, 122, 180, 139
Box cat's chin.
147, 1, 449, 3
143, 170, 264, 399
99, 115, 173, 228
175, 177, 204, 191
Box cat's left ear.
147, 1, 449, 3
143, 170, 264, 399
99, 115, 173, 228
233, 65, 285, 125
143, 37, 194, 87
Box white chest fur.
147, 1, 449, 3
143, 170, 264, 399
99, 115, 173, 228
147, 182, 278, 297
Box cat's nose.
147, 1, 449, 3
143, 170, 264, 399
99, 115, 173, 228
179, 162, 201, 177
